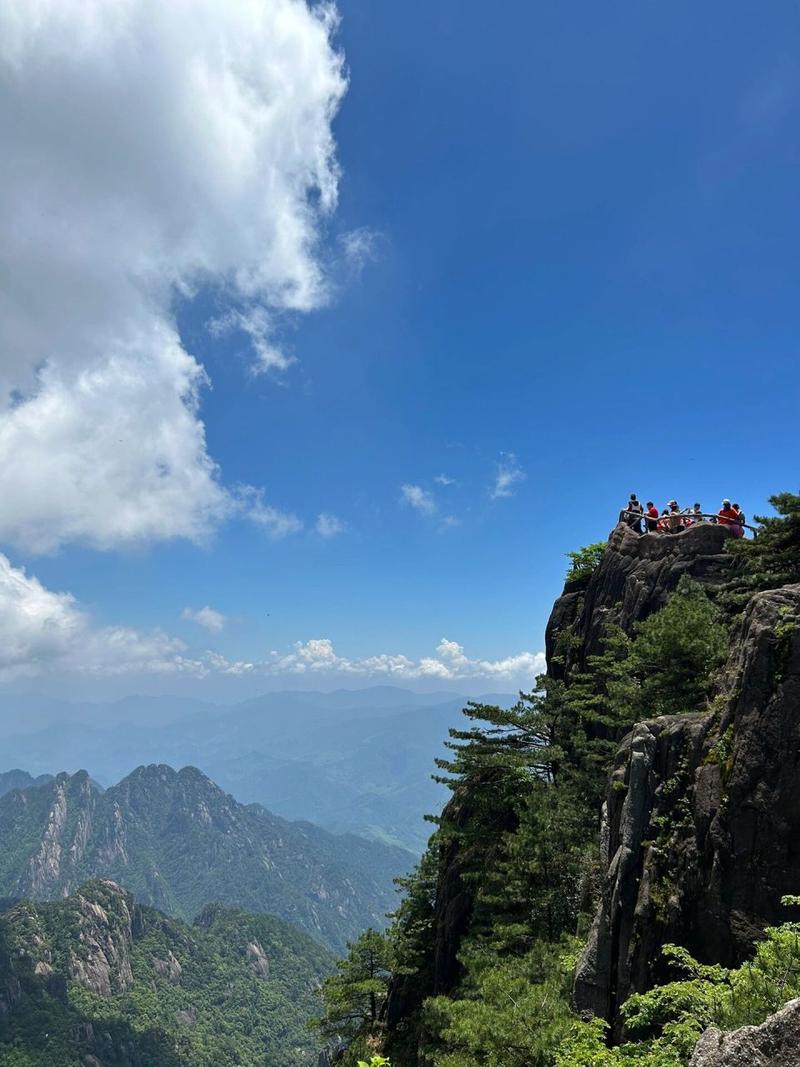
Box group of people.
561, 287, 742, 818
622, 494, 747, 537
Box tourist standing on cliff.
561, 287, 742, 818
645, 501, 659, 532
667, 500, 682, 533
626, 494, 643, 531
718, 499, 740, 531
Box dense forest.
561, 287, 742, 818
317, 492, 800, 1067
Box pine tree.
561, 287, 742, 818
723, 491, 800, 607
316, 929, 394, 1043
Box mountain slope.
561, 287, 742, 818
0, 878, 334, 1066
0, 764, 411, 953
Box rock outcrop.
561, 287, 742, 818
690, 998, 800, 1067
574, 582, 800, 1035
547, 522, 734, 681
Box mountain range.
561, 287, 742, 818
0, 878, 334, 1066
0, 763, 411, 954
0, 687, 515, 851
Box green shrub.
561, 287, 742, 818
565, 542, 607, 583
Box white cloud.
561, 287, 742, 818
182, 606, 227, 633
267, 636, 545, 683
0, 554, 544, 685
208, 307, 295, 375
316, 513, 346, 538
400, 484, 436, 514
490, 453, 526, 500
238, 486, 304, 539
0, 552, 196, 678
0, 0, 346, 552
434, 473, 456, 486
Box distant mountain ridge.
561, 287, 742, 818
0, 764, 411, 953
0, 768, 53, 797
0, 878, 333, 1066
0, 687, 515, 851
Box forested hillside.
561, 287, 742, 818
0, 764, 411, 954
318, 493, 800, 1066
0, 879, 334, 1066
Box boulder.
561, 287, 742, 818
690, 999, 800, 1066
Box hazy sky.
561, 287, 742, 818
0, 0, 798, 698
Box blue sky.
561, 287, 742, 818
0, 1, 798, 699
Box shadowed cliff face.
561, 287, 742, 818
547, 522, 735, 681
573, 580, 800, 1037
383, 767, 518, 1041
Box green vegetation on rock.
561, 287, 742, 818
0, 879, 334, 1067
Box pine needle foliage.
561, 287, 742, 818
723, 491, 800, 607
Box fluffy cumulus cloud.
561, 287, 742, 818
490, 453, 526, 500
268, 636, 545, 683
182, 606, 227, 633
0, 553, 196, 678
0, 0, 346, 553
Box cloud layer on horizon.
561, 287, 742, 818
0, 552, 543, 686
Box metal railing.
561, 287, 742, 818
618, 509, 758, 536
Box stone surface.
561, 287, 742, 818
690, 999, 800, 1066
547, 522, 735, 681
574, 581, 800, 1036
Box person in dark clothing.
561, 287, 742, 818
626, 493, 644, 532
645, 501, 659, 532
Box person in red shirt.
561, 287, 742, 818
718, 498, 740, 530
645, 501, 659, 533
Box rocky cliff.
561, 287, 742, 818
547, 522, 735, 680
384, 766, 517, 1038
568, 532, 800, 1035
381, 523, 747, 1060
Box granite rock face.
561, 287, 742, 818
690, 998, 800, 1067
574, 582, 800, 1035
547, 522, 735, 681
